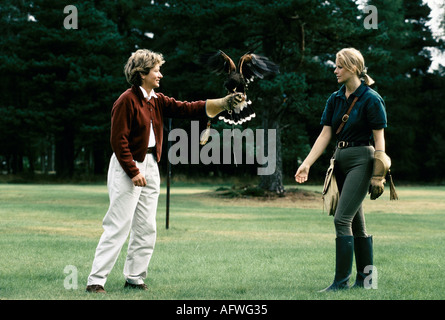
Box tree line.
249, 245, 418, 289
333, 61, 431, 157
1, 0, 444, 190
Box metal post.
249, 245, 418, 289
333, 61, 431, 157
166, 118, 172, 229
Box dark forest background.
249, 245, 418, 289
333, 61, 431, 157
1, 0, 444, 190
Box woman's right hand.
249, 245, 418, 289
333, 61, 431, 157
295, 164, 310, 184
132, 172, 147, 187
294, 126, 332, 184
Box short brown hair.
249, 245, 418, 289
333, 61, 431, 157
124, 49, 165, 86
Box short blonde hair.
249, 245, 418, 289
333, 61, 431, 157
336, 48, 374, 86
124, 49, 165, 86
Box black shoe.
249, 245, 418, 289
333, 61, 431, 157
124, 281, 148, 290
86, 284, 106, 293
319, 236, 354, 292
351, 236, 373, 288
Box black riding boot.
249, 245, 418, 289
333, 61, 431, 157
352, 236, 373, 288
319, 235, 354, 292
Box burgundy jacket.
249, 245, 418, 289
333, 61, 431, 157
110, 85, 206, 178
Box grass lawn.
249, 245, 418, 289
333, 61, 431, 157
0, 182, 444, 300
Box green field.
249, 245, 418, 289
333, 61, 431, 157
0, 183, 444, 300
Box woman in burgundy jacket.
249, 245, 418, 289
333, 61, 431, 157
86, 49, 241, 293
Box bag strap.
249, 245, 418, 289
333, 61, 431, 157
336, 95, 359, 135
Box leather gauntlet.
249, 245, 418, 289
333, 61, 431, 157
369, 150, 391, 200
205, 92, 245, 118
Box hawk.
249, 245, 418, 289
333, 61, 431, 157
202, 50, 279, 125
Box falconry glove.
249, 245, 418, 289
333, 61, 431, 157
369, 150, 398, 200
205, 92, 245, 118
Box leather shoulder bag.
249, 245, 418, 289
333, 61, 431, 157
322, 95, 359, 215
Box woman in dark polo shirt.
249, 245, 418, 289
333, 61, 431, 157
295, 48, 389, 291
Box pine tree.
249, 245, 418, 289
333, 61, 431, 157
0, 0, 128, 176
146, 0, 366, 193
366, 0, 439, 180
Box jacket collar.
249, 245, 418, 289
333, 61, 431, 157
131, 85, 157, 106
139, 86, 157, 101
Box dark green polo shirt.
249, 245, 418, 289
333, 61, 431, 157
320, 82, 387, 142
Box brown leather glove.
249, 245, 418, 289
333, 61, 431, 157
205, 92, 245, 118
369, 150, 391, 200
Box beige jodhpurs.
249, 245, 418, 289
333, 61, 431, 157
87, 153, 160, 286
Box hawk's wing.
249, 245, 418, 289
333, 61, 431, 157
200, 50, 236, 75
238, 53, 280, 80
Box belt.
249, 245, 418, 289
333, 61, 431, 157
336, 141, 370, 149
147, 147, 156, 154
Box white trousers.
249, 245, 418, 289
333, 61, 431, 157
87, 153, 160, 286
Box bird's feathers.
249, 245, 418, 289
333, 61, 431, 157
201, 50, 279, 125
202, 50, 279, 79
238, 53, 280, 80
200, 50, 236, 75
